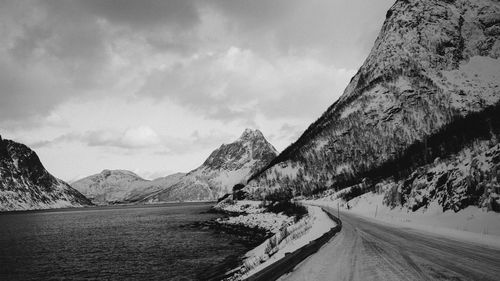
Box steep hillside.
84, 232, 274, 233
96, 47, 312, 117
248, 0, 500, 212
0, 136, 92, 211
383, 139, 500, 212
143, 129, 278, 202
72, 170, 185, 205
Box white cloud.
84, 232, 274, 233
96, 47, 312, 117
140, 46, 355, 122
0, 0, 395, 181
120, 126, 161, 148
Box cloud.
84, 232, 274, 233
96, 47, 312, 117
0, 0, 396, 180
0, 0, 109, 122
278, 123, 304, 142
116, 126, 161, 148
0, 58, 62, 120
0, 0, 394, 125
77, 126, 162, 149
140, 46, 355, 123
30, 134, 79, 149
205, 0, 394, 66
74, 0, 200, 30
30, 126, 233, 154
0, 0, 200, 123
31, 126, 161, 150
190, 129, 234, 147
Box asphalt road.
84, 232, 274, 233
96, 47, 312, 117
280, 208, 500, 281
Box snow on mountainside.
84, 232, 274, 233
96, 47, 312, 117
71, 170, 185, 205
382, 139, 500, 212
0, 136, 92, 211
248, 0, 500, 212
143, 129, 278, 202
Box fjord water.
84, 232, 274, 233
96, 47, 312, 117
0, 203, 247, 280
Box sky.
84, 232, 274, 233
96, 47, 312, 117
0, 0, 395, 181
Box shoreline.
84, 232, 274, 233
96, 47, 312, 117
194, 205, 274, 281
0, 200, 217, 214
208, 201, 339, 281
196, 216, 273, 281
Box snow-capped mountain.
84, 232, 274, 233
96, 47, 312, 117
71, 170, 185, 205
143, 129, 278, 202
0, 136, 92, 211
248, 0, 500, 212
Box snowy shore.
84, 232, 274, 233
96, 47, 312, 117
213, 200, 336, 280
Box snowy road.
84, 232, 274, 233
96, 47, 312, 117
280, 207, 500, 281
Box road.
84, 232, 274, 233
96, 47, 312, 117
279, 207, 500, 281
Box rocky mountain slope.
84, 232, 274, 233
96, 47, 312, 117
143, 129, 278, 202
0, 136, 92, 211
383, 139, 500, 212
72, 170, 185, 205
248, 0, 500, 212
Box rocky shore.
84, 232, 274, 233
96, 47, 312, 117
201, 199, 334, 281
191, 204, 273, 280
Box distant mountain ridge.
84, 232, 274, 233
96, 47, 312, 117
72, 129, 278, 204
143, 129, 278, 202
71, 170, 185, 205
0, 135, 92, 211
248, 0, 500, 212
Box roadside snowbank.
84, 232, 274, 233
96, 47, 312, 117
310, 191, 500, 248
214, 200, 335, 280
239, 206, 335, 280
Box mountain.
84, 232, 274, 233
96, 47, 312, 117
71, 170, 185, 205
0, 136, 92, 211
143, 129, 278, 202
248, 0, 500, 212
124, 173, 186, 203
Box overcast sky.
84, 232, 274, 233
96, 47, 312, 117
0, 0, 394, 181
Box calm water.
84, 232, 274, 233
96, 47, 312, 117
0, 203, 248, 281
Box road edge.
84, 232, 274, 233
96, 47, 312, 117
244, 208, 342, 281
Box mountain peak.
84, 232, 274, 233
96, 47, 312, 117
239, 128, 264, 141
97, 169, 142, 179
147, 129, 279, 202
200, 129, 277, 172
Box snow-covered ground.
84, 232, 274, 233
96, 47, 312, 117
218, 211, 294, 234
215, 200, 265, 214
214, 200, 336, 280
310, 191, 500, 248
